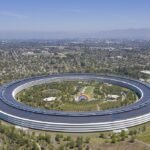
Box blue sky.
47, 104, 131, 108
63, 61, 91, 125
0, 0, 150, 33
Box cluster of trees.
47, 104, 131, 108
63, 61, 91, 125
99, 125, 147, 144
17, 80, 137, 112
0, 119, 148, 149
0, 121, 53, 150
54, 134, 90, 150
1, 40, 150, 85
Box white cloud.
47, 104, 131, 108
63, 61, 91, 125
0, 11, 28, 19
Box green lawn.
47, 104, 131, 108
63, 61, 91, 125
17, 81, 137, 112
136, 126, 150, 144
83, 86, 94, 98
60, 101, 98, 111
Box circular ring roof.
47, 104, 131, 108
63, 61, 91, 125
1, 74, 150, 118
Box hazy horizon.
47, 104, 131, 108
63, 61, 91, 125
1, 0, 150, 39
0, 28, 150, 40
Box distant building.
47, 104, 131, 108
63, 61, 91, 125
107, 94, 119, 101
140, 70, 150, 75
78, 94, 89, 101
43, 97, 56, 102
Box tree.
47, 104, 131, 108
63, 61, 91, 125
129, 136, 135, 143
85, 137, 90, 143
99, 133, 104, 138
111, 134, 116, 143
58, 145, 65, 150
68, 140, 75, 149
55, 134, 60, 143
76, 136, 83, 148
129, 130, 134, 136
32, 142, 39, 150
85, 145, 90, 150
133, 130, 137, 135
120, 130, 126, 141
142, 125, 146, 132
45, 134, 51, 143
66, 136, 71, 141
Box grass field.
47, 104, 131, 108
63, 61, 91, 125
83, 86, 94, 99
60, 100, 101, 111
1, 120, 150, 150
137, 126, 150, 144
17, 81, 137, 112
